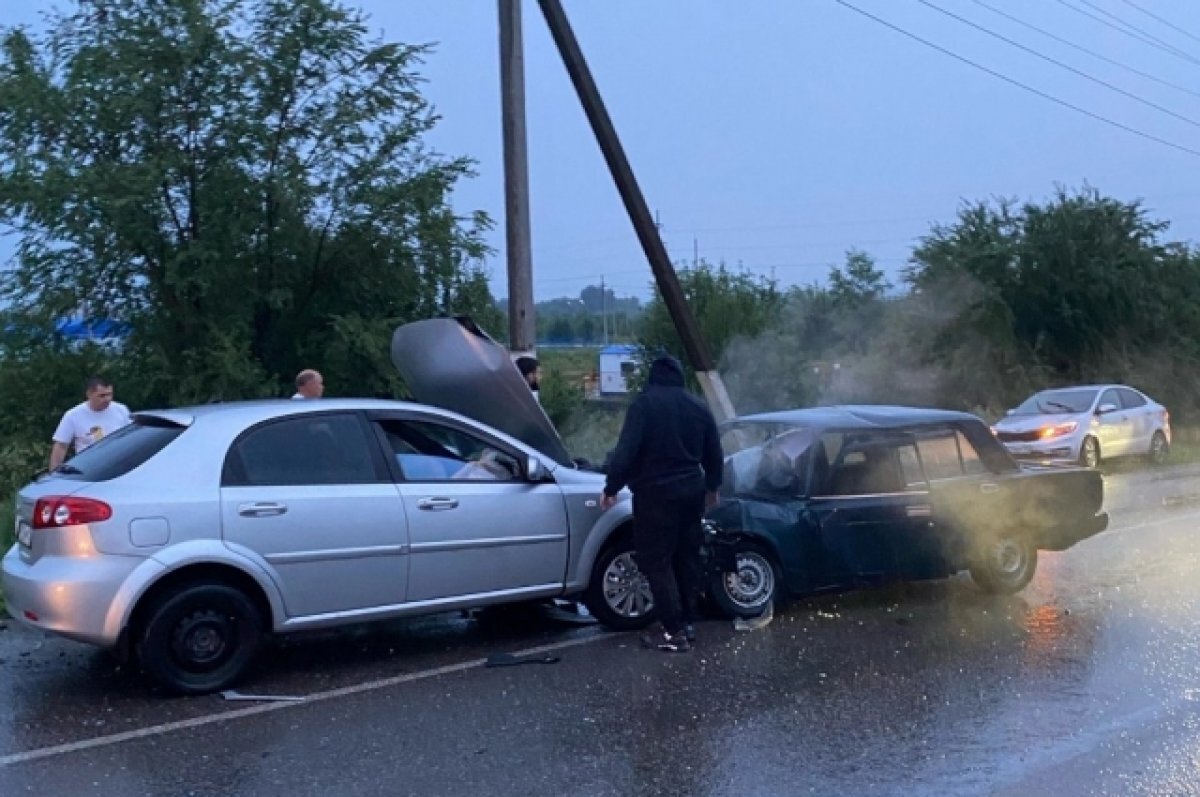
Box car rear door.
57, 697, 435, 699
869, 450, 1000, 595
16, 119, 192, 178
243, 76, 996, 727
369, 412, 569, 603
221, 411, 410, 618
1117, 388, 1152, 453
915, 428, 1006, 569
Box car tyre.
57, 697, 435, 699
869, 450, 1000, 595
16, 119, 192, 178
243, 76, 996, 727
708, 543, 781, 619
1079, 436, 1100, 469
1148, 431, 1169, 467
969, 534, 1037, 595
583, 536, 656, 631
137, 583, 264, 695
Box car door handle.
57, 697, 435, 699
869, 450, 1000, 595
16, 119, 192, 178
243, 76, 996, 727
238, 502, 288, 518
980, 483, 1000, 494
416, 497, 459, 511
906, 504, 932, 518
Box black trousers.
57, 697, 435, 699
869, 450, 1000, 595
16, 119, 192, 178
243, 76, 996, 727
633, 489, 705, 635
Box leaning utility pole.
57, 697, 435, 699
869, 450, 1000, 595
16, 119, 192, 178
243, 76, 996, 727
536, 0, 736, 421
499, 0, 536, 353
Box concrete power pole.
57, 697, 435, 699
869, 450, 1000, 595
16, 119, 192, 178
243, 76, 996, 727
536, 0, 736, 421
499, 0, 536, 354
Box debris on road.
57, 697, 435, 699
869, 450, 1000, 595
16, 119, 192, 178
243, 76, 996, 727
484, 652, 562, 668
733, 602, 774, 632
220, 690, 306, 703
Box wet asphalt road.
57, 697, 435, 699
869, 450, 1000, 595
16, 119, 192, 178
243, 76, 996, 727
1, 465, 1200, 796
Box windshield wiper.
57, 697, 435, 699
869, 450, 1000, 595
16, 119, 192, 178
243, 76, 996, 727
1041, 400, 1077, 413
53, 464, 84, 475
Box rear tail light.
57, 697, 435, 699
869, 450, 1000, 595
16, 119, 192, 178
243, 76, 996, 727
31, 496, 112, 529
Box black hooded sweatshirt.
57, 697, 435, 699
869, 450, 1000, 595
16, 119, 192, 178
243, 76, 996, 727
603, 356, 724, 498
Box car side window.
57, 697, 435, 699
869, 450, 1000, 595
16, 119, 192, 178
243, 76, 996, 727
1099, 389, 1120, 411
1118, 388, 1147, 410
956, 432, 989, 476
896, 443, 927, 489
225, 414, 380, 486
916, 434, 963, 481
821, 434, 916, 496
377, 419, 521, 482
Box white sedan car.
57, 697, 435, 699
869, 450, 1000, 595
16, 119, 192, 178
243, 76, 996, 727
992, 385, 1170, 469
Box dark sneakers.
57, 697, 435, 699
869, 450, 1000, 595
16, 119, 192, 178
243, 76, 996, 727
640, 629, 691, 652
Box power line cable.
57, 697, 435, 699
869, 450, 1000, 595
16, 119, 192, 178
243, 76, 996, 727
1077, 0, 1197, 59
916, 0, 1200, 130
832, 0, 1200, 159
1053, 0, 1200, 67
1117, 0, 1200, 46
967, 0, 1200, 101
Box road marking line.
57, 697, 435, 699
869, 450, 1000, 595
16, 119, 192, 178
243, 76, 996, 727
2, 507, 1196, 768
0, 633, 610, 768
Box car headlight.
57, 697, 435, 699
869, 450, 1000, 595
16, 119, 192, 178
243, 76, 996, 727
1039, 421, 1079, 439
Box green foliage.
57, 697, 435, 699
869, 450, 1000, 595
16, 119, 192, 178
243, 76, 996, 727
722, 187, 1200, 424
538, 367, 584, 430
0, 0, 496, 407
635, 261, 784, 391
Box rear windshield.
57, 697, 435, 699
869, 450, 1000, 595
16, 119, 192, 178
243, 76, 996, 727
52, 416, 185, 482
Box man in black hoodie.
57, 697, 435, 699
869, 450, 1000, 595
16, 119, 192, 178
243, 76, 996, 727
600, 355, 724, 652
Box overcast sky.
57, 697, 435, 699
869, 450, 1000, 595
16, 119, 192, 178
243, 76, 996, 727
4, 0, 1200, 302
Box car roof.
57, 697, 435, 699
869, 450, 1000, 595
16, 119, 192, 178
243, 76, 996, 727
731, 405, 982, 430
133, 398, 436, 428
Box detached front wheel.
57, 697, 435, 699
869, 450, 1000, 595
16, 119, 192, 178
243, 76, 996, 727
137, 583, 264, 695
969, 534, 1037, 594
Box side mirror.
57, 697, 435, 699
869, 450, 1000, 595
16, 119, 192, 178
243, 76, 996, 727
1097, 403, 1118, 415
525, 456, 547, 482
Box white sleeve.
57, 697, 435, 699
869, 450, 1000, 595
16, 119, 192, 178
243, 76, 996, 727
52, 410, 74, 445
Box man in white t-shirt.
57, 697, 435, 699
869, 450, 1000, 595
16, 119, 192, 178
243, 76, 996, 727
49, 376, 132, 469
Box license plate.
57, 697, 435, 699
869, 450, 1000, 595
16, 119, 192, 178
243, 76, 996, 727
17, 519, 31, 548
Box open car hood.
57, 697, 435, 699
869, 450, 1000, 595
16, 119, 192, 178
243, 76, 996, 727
391, 317, 573, 466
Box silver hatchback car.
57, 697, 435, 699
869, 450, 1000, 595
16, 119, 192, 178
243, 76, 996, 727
3, 320, 655, 694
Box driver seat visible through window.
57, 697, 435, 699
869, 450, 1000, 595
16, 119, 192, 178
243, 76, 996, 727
828, 445, 903, 495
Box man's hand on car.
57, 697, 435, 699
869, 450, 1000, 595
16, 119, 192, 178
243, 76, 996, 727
599, 492, 619, 511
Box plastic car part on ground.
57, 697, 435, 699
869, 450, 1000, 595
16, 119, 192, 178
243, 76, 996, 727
733, 601, 774, 632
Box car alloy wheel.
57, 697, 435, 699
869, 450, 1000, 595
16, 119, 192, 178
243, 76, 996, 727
602, 551, 654, 620
583, 539, 657, 631
1080, 437, 1100, 469
1150, 432, 1169, 466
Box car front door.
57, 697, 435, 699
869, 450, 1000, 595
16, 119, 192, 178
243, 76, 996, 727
221, 412, 409, 618
806, 432, 940, 586
1095, 388, 1133, 457
371, 413, 570, 604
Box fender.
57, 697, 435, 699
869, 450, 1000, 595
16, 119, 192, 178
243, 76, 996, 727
102, 539, 287, 643
566, 496, 635, 592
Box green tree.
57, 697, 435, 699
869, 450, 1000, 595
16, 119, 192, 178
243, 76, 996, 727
905, 186, 1200, 414
636, 261, 784, 391
0, 0, 496, 406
